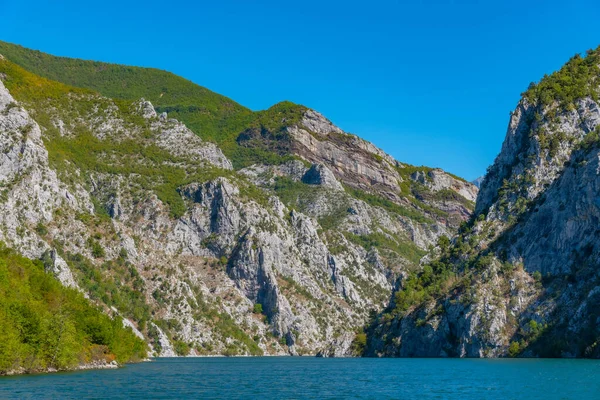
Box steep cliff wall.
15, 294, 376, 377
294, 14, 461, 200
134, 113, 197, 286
366, 49, 600, 359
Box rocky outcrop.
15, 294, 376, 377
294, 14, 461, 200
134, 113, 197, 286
471, 176, 484, 188
238, 106, 477, 229
302, 164, 344, 191
45, 250, 80, 289
150, 107, 232, 170
503, 146, 600, 274
150, 323, 178, 357
367, 49, 600, 359
367, 262, 539, 357
287, 119, 402, 195
293, 113, 477, 229
411, 169, 478, 203
476, 96, 600, 217
0, 80, 80, 259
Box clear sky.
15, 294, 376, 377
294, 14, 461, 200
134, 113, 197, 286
1, 0, 599, 180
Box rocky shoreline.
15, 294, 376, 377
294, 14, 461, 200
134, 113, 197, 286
1, 360, 123, 377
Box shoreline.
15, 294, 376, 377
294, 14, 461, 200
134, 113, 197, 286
0, 359, 151, 377
5, 353, 599, 376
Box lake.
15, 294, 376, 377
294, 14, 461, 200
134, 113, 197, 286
1, 357, 599, 399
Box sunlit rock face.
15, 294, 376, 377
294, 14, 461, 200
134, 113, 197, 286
367, 50, 600, 359
0, 54, 478, 358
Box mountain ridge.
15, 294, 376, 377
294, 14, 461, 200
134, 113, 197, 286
1, 40, 598, 366
0, 40, 469, 178
0, 42, 477, 367
0, 40, 476, 228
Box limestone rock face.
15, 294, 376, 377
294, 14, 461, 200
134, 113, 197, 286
151, 107, 233, 170
136, 99, 157, 119
471, 176, 484, 188
287, 123, 402, 195
0, 80, 80, 260
302, 164, 344, 191
150, 322, 178, 357
46, 250, 80, 289
0, 72, 457, 356
239, 161, 308, 187
301, 109, 344, 136
474, 93, 600, 276
235, 104, 477, 232
411, 168, 478, 203
286, 111, 477, 230
0, 52, 481, 358
504, 147, 600, 275
477, 96, 600, 217
236, 104, 477, 230
367, 262, 539, 357
368, 53, 600, 358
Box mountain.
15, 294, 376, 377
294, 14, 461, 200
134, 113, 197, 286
0, 41, 477, 362
471, 176, 484, 188
365, 48, 600, 358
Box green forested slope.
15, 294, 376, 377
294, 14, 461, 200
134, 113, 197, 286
0, 245, 147, 374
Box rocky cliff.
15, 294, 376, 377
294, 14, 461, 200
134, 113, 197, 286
365, 48, 600, 358
239, 106, 477, 231
0, 43, 477, 357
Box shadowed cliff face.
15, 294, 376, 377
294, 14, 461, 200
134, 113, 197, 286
366, 49, 600, 359
0, 51, 476, 358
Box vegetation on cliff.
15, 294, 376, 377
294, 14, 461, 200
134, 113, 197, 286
524, 47, 600, 108
0, 40, 309, 170
364, 46, 600, 358
0, 245, 147, 374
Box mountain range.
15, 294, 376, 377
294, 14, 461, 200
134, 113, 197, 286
0, 41, 597, 373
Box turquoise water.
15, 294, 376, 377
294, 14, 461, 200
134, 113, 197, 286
1, 357, 599, 399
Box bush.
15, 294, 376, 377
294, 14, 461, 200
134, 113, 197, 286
35, 222, 48, 236
173, 340, 190, 356
350, 332, 367, 356
253, 303, 263, 314
508, 341, 520, 357
89, 239, 105, 258
524, 49, 600, 109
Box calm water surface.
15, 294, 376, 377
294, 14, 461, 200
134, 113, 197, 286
1, 357, 599, 399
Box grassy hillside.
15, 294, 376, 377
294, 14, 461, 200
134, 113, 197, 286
0, 245, 147, 374
0, 57, 272, 220
0, 40, 250, 120
0, 40, 306, 169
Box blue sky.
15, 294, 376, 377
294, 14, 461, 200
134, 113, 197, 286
1, 0, 599, 180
